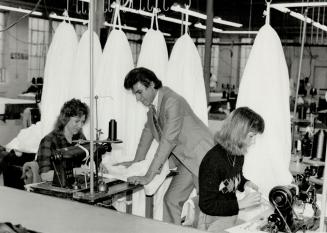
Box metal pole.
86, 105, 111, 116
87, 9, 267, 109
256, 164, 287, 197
319, 142, 327, 231
293, 8, 308, 119
203, 0, 213, 104
89, 0, 95, 198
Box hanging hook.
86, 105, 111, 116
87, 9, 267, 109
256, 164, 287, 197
147, 0, 153, 11
75, 0, 81, 14
162, 0, 169, 11
81, 1, 87, 14
185, 0, 191, 8
139, 0, 145, 11
104, 0, 113, 13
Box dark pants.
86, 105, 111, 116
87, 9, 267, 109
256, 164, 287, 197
0, 148, 35, 189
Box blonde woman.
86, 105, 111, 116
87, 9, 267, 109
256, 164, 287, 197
198, 107, 264, 232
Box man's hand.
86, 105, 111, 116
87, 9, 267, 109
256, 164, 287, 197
115, 161, 135, 168
127, 175, 152, 185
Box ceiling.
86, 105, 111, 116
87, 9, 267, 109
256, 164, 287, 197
1, 0, 327, 43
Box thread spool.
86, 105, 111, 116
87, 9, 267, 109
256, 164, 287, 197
311, 130, 327, 161
108, 119, 117, 141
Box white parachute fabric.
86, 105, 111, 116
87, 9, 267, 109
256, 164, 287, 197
95, 29, 134, 158
6, 22, 78, 154
41, 22, 78, 137
165, 33, 208, 125
134, 29, 170, 220
69, 30, 102, 139
236, 24, 293, 197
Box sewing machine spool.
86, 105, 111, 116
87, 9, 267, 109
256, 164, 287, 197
311, 129, 327, 161
108, 119, 117, 141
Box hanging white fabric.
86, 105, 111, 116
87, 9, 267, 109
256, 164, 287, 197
236, 24, 293, 198
165, 34, 209, 126
41, 22, 78, 137
135, 27, 170, 220
6, 22, 78, 154
68, 30, 102, 139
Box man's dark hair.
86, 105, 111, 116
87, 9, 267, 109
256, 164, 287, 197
124, 67, 162, 90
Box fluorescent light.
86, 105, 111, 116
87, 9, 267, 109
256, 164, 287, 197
171, 4, 206, 20
141, 27, 171, 37
194, 22, 223, 33
220, 30, 258, 34
271, 5, 327, 32
290, 11, 312, 24
214, 17, 242, 27
171, 4, 242, 27
158, 14, 192, 26
270, 5, 290, 14
49, 13, 88, 24
0, 5, 42, 16
104, 21, 137, 31
195, 23, 257, 34
271, 2, 327, 8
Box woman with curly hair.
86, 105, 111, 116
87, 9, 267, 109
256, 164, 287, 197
36, 98, 88, 180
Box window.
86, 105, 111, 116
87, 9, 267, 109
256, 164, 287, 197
28, 17, 50, 81
0, 13, 5, 83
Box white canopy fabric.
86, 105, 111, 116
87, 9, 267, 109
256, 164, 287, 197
94, 29, 134, 151
236, 24, 293, 197
41, 22, 78, 137
165, 33, 208, 126
135, 29, 170, 220
68, 30, 102, 139
6, 22, 78, 154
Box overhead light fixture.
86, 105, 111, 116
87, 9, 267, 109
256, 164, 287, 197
104, 21, 137, 31
220, 30, 258, 34
171, 4, 242, 27
271, 2, 327, 8
214, 17, 242, 28
158, 14, 192, 26
271, 5, 327, 32
195, 23, 257, 34
141, 27, 171, 36
49, 13, 88, 24
0, 5, 42, 16
194, 22, 223, 33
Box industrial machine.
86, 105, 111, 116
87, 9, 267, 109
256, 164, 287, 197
51, 141, 112, 189
262, 167, 320, 233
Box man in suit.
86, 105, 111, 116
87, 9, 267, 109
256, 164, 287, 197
121, 67, 214, 224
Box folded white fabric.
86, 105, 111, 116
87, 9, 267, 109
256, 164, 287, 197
6, 121, 43, 154
101, 153, 169, 195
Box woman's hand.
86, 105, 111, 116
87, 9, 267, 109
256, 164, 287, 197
115, 161, 135, 168
245, 180, 259, 191
238, 192, 261, 210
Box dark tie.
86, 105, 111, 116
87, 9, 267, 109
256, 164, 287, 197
150, 105, 162, 138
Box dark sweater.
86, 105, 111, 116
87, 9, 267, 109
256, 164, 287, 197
199, 143, 248, 216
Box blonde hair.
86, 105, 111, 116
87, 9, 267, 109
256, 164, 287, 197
215, 107, 264, 155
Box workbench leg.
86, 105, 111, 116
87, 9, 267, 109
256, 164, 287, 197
126, 190, 133, 214
145, 195, 153, 219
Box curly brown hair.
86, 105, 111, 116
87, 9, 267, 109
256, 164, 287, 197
54, 98, 89, 132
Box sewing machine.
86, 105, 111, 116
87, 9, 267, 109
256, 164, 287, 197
51, 142, 112, 189
261, 167, 320, 233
